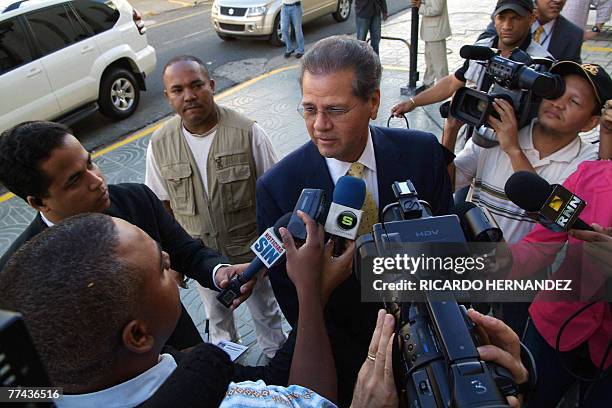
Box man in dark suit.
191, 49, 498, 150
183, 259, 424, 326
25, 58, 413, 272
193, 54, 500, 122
479, 0, 583, 62
256, 35, 453, 406
0, 121, 253, 350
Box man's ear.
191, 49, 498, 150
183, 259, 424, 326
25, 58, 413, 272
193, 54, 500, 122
580, 115, 600, 133
26, 196, 47, 213
122, 320, 155, 354
210, 78, 216, 94
370, 89, 381, 120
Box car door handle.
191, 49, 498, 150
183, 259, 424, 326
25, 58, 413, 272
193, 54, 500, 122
26, 67, 42, 78
81, 45, 94, 54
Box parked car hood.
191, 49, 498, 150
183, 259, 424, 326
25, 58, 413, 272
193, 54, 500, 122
216, 0, 275, 7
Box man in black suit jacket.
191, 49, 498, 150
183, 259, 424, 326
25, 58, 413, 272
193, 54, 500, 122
256, 36, 453, 406
479, 0, 583, 62
0, 121, 253, 350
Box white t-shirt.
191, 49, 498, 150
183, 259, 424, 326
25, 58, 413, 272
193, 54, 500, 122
145, 122, 278, 200
454, 119, 598, 243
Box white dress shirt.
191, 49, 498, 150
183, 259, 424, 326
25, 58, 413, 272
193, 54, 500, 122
54, 354, 177, 408
324, 128, 379, 206
531, 19, 556, 50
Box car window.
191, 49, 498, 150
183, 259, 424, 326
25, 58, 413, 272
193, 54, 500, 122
25, 4, 84, 56
71, 0, 119, 35
0, 18, 33, 75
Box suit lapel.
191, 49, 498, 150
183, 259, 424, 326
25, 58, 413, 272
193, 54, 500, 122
371, 126, 405, 211
548, 18, 564, 59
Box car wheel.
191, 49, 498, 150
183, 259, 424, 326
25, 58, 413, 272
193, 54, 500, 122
217, 32, 236, 41
269, 13, 284, 47
332, 0, 351, 22
98, 68, 140, 120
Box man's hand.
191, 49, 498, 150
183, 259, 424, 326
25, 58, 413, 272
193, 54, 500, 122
391, 99, 417, 117
467, 309, 528, 408
215, 263, 256, 310
488, 98, 521, 155
411, 0, 421, 7
570, 224, 612, 276
351, 310, 399, 408
280, 210, 325, 296
321, 240, 355, 304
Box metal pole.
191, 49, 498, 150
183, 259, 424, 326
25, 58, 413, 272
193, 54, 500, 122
401, 5, 426, 96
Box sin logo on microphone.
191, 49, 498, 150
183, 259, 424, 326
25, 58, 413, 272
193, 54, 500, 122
251, 228, 286, 268
337, 211, 358, 230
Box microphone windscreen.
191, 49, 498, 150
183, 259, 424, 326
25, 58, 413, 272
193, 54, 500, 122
333, 176, 366, 209
504, 171, 553, 212
459, 45, 496, 61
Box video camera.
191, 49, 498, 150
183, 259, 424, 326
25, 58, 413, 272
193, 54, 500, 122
450, 45, 563, 148
355, 181, 517, 407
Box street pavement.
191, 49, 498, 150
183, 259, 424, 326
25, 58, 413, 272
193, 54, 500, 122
0, 0, 610, 367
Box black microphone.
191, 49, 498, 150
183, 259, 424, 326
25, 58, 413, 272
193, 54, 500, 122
287, 188, 327, 240
324, 176, 366, 257
453, 202, 504, 242
504, 171, 593, 232
459, 45, 498, 61
139, 343, 233, 408
217, 213, 291, 308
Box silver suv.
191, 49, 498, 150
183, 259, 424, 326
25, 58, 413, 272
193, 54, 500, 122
0, 0, 156, 133
211, 0, 352, 46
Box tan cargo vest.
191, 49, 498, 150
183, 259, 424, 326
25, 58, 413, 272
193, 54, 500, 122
150, 106, 258, 263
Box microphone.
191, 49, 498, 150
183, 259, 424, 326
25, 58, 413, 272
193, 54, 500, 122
217, 213, 291, 308
453, 202, 504, 242
287, 188, 328, 240
140, 342, 233, 407
459, 45, 498, 61
504, 171, 593, 233
324, 176, 366, 257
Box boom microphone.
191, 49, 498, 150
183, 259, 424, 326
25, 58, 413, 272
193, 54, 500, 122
217, 213, 291, 308
459, 45, 498, 61
504, 171, 593, 232
324, 176, 366, 257
453, 202, 504, 242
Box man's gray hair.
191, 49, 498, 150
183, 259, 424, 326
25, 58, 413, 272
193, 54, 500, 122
299, 35, 382, 101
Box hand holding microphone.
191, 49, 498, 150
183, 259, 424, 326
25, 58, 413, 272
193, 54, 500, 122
324, 175, 366, 257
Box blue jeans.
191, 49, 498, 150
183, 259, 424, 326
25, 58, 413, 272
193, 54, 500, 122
281, 4, 304, 54
356, 14, 382, 54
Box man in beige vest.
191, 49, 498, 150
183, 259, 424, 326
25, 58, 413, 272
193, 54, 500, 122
145, 56, 286, 357
411, 0, 451, 86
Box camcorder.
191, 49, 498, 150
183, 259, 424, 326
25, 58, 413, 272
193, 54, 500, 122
450, 45, 563, 148
355, 181, 519, 407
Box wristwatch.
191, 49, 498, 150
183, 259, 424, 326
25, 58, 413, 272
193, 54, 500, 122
592, 25, 601, 33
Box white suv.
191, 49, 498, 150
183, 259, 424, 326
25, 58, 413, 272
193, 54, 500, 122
0, 0, 156, 133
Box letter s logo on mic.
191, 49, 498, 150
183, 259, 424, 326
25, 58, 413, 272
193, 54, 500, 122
325, 176, 365, 240
251, 228, 286, 268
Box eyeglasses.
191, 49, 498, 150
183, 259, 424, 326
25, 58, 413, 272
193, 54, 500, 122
297, 103, 358, 122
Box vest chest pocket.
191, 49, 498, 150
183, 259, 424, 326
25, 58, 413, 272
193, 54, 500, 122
216, 164, 254, 212
160, 163, 195, 215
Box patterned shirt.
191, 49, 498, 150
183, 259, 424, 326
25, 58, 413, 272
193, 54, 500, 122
220, 380, 337, 408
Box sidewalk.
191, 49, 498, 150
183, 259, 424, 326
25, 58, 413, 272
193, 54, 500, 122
0, 2, 610, 365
